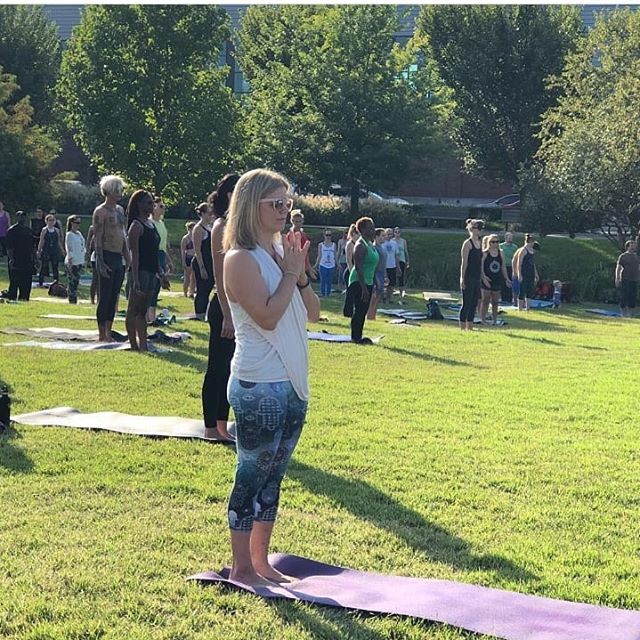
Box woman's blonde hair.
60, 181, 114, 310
483, 233, 499, 251
347, 223, 359, 241
223, 168, 290, 251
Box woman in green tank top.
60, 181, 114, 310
347, 217, 379, 344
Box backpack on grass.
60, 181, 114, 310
425, 299, 444, 320
48, 280, 68, 298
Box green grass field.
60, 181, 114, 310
0, 266, 639, 639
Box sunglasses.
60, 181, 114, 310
259, 197, 293, 212
324, 233, 332, 237
72, 220, 81, 224
490, 240, 499, 244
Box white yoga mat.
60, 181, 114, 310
422, 291, 459, 301
2, 340, 170, 352
30, 296, 94, 304
12, 407, 226, 441
307, 331, 383, 343
40, 314, 125, 321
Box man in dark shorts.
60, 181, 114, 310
615, 239, 639, 318
6, 211, 34, 301
93, 175, 130, 341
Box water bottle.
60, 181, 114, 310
0, 385, 10, 430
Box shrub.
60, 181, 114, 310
294, 194, 419, 228
49, 180, 101, 216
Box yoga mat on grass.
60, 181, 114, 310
3, 340, 170, 352
13, 407, 227, 441
585, 308, 623, 318
422, 291, 459, 301
1, 327, 191, 344
189, 553, 640, 640
443, 315, 507, 326
307, 331, 383, 343
31, 296, 94, 304
378, 309, 431, 320
40, 314, 125, 321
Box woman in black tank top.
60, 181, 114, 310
125, 190, 165, 351
480, 233, 510, 325
459, 219, 484, 330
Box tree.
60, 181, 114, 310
236, 5, 446, 215
536, 9, 640, 248
416, 5, 583, 186
0, 67, 59, 210
56, 5, 240, 203
0, 6, 61, 125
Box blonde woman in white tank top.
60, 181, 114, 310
222, 168, 320, 587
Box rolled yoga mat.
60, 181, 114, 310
188, 553, 640, 640
13, 407, 228, 441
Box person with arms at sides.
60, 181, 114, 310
203, 173, 240, 441
64, 216, 86, 304
37, 214, 65, 286
222, 168, 320, 586
290, 210, 316, 280
393, 227, 410, 300
480, 233, 510, 325
367, 228, 387, 321
382, 227, 400, 304
180, 221, 197, 298
93, 175, 130, 342
347, 217, 379, 344
500, 231, 517, 305
459, 219, 484, 330
146, 197, 174, 324
192, 202, 215, 320
126, 190, 167, 351
5, 211, 33, 301
512, 234, 540, 312
615, 239, 640, 318
314, 228, 337, 297
0, 200, 11, 259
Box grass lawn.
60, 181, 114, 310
0, 267, 639, 640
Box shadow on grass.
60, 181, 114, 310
379, 344, 485, 369
503, 332, 607, 351
0, 428, 34, 473
501, 314, 571, 333
289, 460, 536, 583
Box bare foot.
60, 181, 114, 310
229, 569, 276, 588
254, 565, 296, 584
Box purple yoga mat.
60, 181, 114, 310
188, 554, 640, 640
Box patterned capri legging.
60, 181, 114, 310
227, 377, 307, 532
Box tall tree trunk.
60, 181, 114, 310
350, 179, 360, 218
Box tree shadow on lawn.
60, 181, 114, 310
289, 460, 536, 583
0, 428, 34, 473
503, 332, 607, 351
379, 344, 486, 369
501, 314, 572, 333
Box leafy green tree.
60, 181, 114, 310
236, 5, 446, 215
0, 6, 61, 125
416, 5, 583, 186
56, 5, 240, 203
537, 9, 640, 247
0, 67, 59, 210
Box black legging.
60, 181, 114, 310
349, 281, 373, 342
39, 251, 60, 285
97, 250, 125, 323
193, 260, 214, 316
459, 279, 481, 323
202, 294, 235, 428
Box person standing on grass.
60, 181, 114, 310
290, 210, 315, 280
393, 227, 409, 300
513, 234, 540, 312
367, 228, 388, 321
382, 227, 400, 303
180, 221, 196, 298
146, 197, 174, 325
347, 217, 379, 344
85, 224, 98, 305
192, 202, 215, 320
126, 190, 167, 351
500, 231, 517, 304
314, 229, 337, 297
203, 173, 240, 442
336, 229, 348, 292
0, 200, 11, 259
64, 216, 86, 304
459, 219, 484, 330
615, 239, 639, 318
222, 168, 319, 586
93, 174, 130, 342
37, 214, 65, 286
480, 233, 510, 325
5, 211, 33, 301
